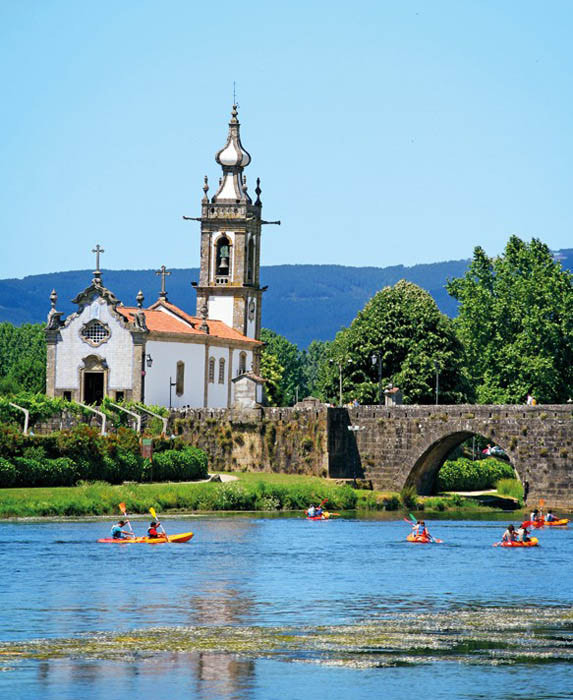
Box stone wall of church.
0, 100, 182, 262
171, 406, 329, 476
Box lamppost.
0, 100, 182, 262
330, 358, 351, 406
371, 352, 383, 405
433, 360, 440, 406
168, 376, 176, 409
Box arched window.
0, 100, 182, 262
218, 358, 226, 384
239, 352, 247, 375
208, 357, 215, 383
246, 237, 255, 283
216, 236, 231, 275
176, 361, 184, 396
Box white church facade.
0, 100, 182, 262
45, 106, 272, 409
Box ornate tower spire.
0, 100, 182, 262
183, 105, 279, 353
212, 105, 252, 202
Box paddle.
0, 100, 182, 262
119, 502, 135, 538
150, 506, 168, 541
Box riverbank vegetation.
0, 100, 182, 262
0, 471, 519, 519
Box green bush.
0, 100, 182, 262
436, 457, 515, 492
152, 447, 208, 482
0, 457, 17, 487
496, 478, 524, 501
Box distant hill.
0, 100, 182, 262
2, 250, 572, 348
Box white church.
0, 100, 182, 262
45, 106, 273, 409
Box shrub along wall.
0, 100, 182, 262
436, 457, 515, 492
0, 423, 208, 488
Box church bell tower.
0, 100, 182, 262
188, 105, 276, 341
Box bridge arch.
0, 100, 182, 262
405, 430, 518, 495
334, 404, 572, 508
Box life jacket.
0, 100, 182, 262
148, 526, 160, 538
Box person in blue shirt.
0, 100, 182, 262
111, 520, 132, 539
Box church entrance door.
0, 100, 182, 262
84, 372, 104, 405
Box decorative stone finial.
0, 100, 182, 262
136, 290, 144, 308
202, 175, 209, 202
255, 177, 262, 206
155, 265, 171, 301
230, 103, 239, 123
50, 289, 58, 310
243, 175, 248, 192
199, 303, 209, 334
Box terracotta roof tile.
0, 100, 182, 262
118, 302, 261, 345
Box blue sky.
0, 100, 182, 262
1, 0, 572, 279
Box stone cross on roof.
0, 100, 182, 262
156, 265, 171, 300
92, 244, 104, 283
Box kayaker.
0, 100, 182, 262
147, 521, 161, 538
516, 522, 531, 543
501, 524, 516, 543
315, 505, 323, 517
111, 520, 132, 540
529, 508, 541, 523
545, 510, 558, 523
307, 505, 316, 518
413, 520, 430, 538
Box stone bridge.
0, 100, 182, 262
328, 404, 573, 509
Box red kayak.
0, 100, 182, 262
498, 537, 539, 547
97, 532, 194, 544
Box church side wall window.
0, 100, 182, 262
176, 361, 185, 396
218, 358, 225, 384
239, 352, 247, 375
208, 357, 215, 383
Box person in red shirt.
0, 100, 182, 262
147, 521, 162, 538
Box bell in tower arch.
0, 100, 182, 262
216, 236, 231, 275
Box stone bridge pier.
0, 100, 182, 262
328, 404, 573, 509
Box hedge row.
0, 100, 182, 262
0, 447, 207, 488
0, 423, 208, 487
436, 457, 515, 492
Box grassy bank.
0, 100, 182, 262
0, 471, 514, 519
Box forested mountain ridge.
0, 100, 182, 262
2, 250, 572, 348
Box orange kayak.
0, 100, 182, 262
406, 533, 442, 544
97, 532, 194, 544
533, 519, 569, 528
499, 537, 539, 547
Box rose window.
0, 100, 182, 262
81, 320, 110, 346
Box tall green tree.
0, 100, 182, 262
447, 236, 573, 404
300, 339, 330, 399
321, 280, 472, 405
0, 323, 46, 394
260, 329, 305, 406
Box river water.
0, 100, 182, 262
1, 515, 572, 699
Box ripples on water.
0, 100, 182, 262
0, 517, 572, 698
